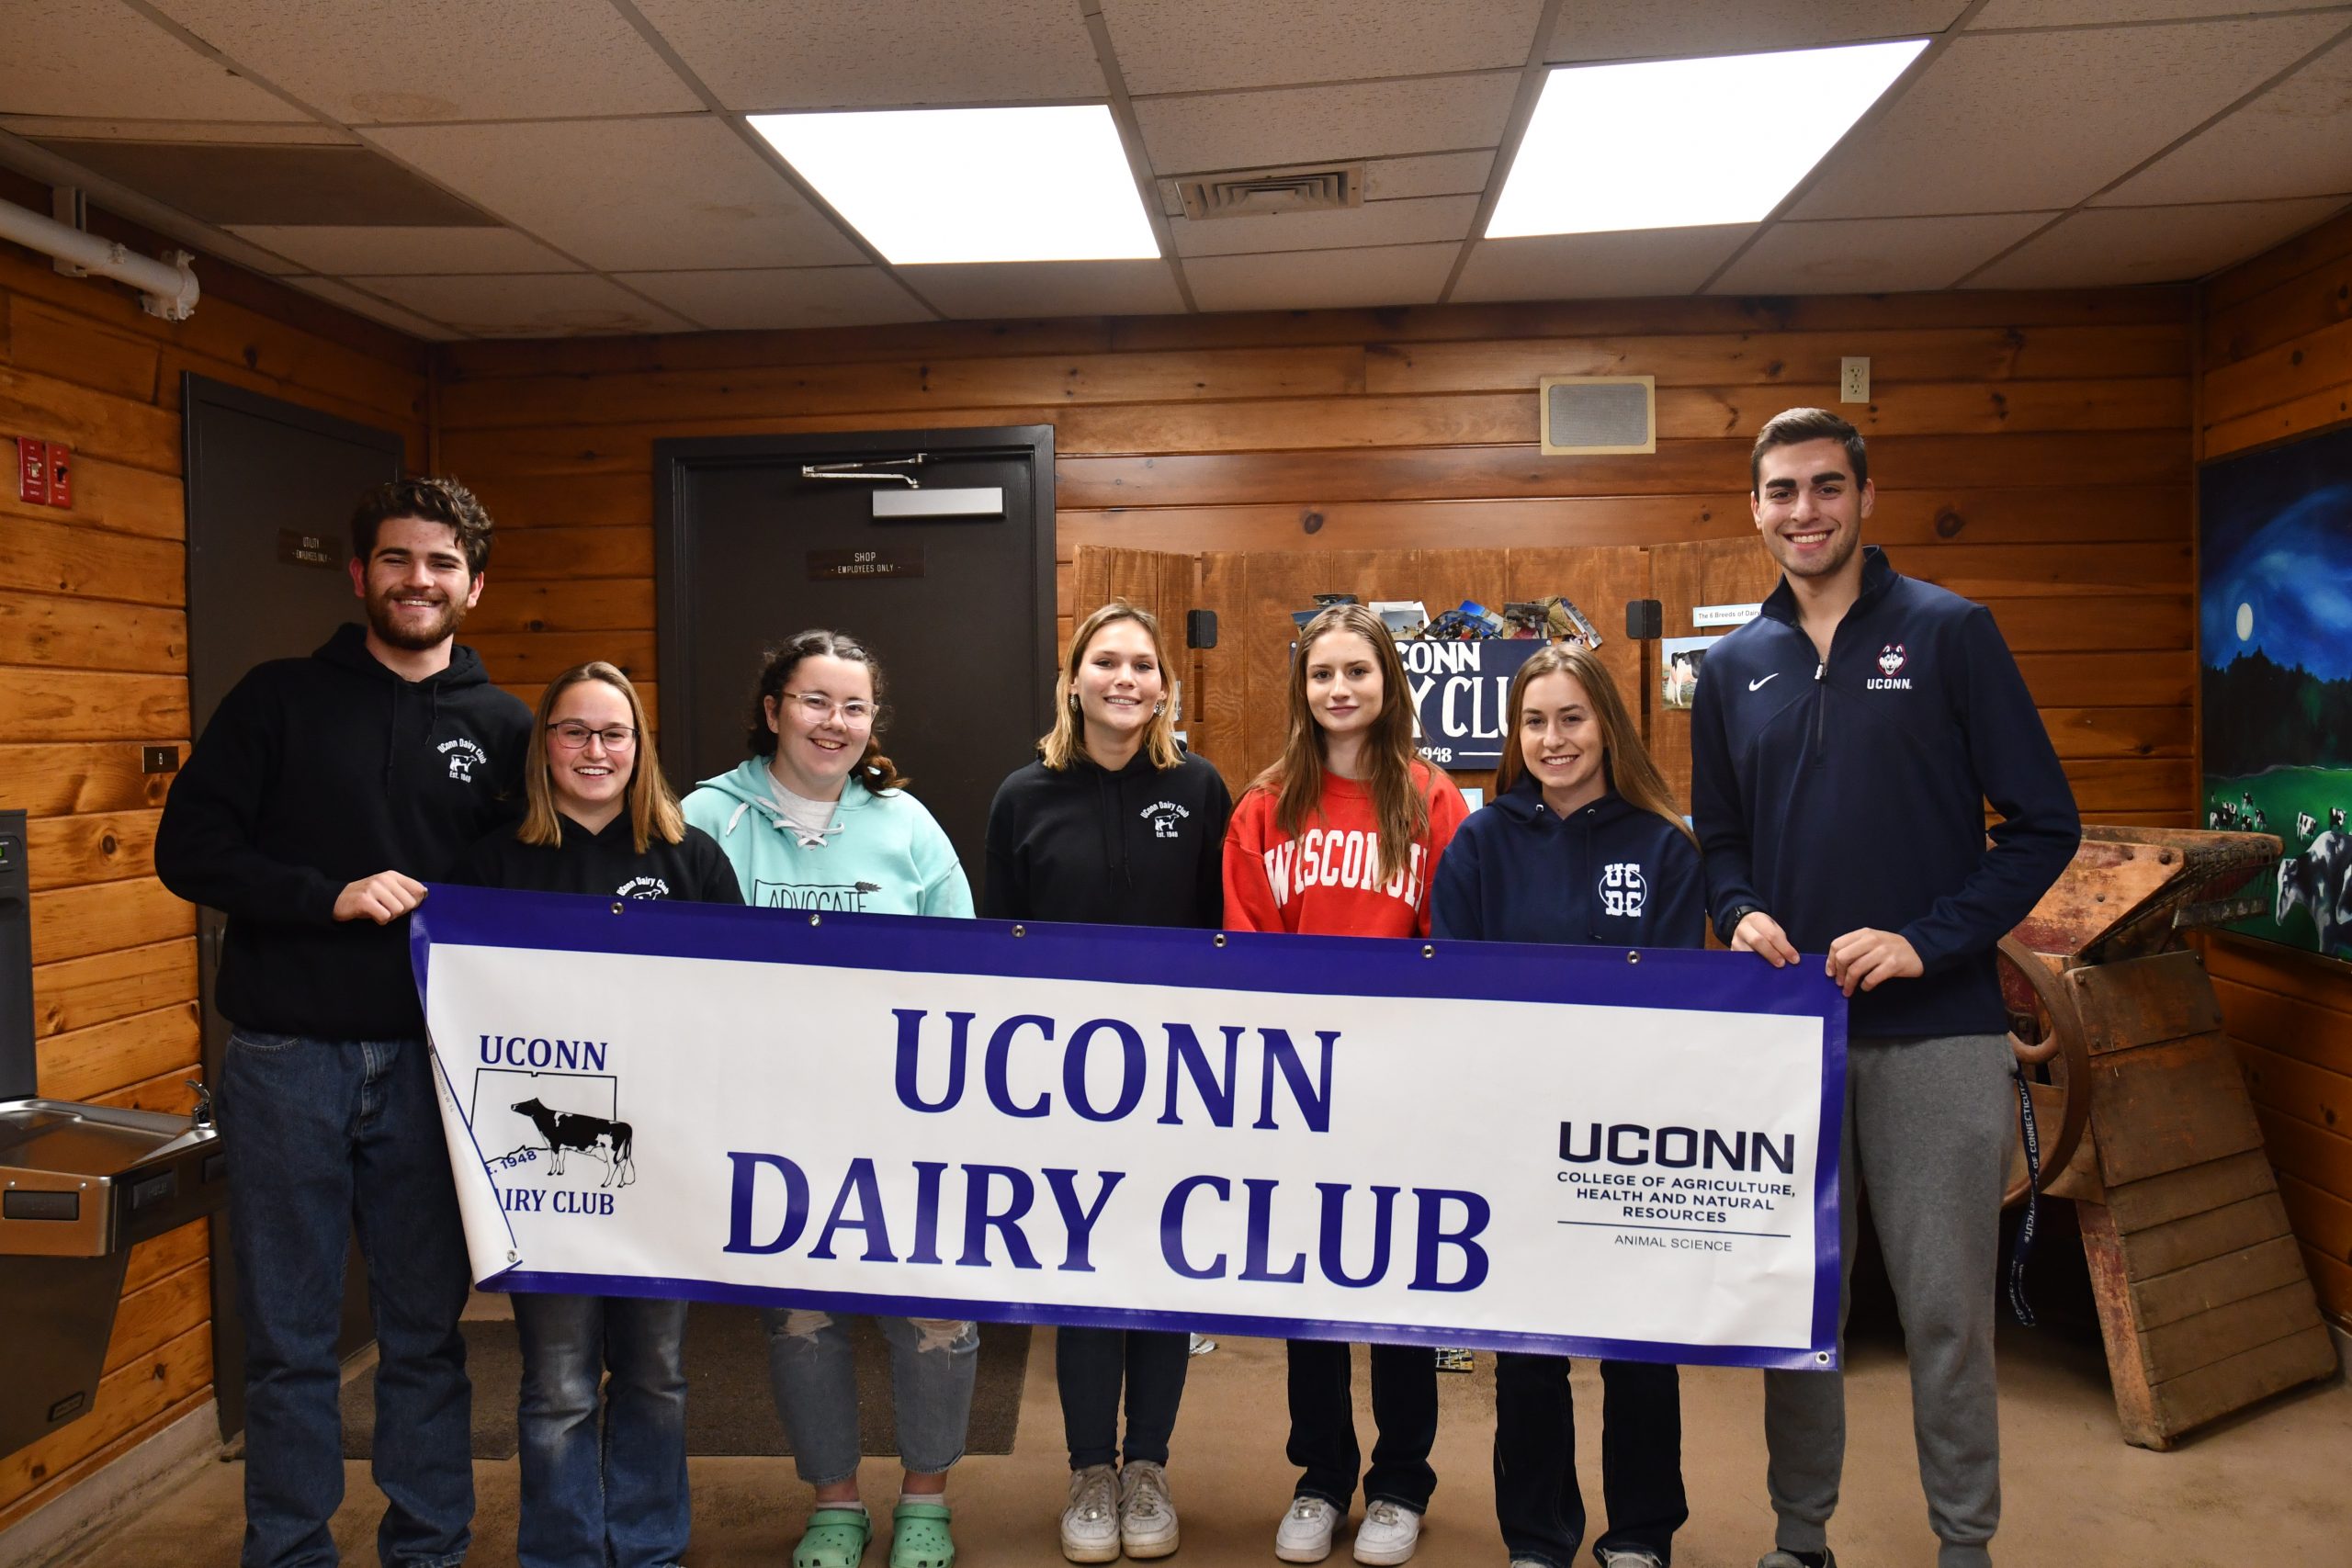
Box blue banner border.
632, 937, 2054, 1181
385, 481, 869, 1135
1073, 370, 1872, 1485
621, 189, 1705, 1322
412, 884, 1848, 1372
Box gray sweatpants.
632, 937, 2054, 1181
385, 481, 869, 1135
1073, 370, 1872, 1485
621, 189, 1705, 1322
1764, 1032, 2014, 1568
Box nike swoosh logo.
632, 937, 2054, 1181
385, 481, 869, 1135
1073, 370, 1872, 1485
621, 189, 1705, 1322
1748, 672, 1781, 692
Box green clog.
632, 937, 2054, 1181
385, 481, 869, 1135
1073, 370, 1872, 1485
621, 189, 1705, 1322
889, 1500, 956, 1568
794, 1506, 874, 1568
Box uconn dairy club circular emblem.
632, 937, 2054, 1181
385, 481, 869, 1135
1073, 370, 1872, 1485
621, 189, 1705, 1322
1600, 862, 1647, 918
473, 1032, 631, 1216
440, 737, 489, 781
1868, 642, 1914, 691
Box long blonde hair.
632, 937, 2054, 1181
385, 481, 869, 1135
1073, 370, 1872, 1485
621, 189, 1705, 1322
1250, 604, 1429, 886
1039, 601, 1184, 772
1495, 644, 1696, 848
518, 661, 684, 854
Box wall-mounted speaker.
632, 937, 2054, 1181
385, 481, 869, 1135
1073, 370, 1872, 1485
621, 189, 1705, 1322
1539, 375, 1656, 457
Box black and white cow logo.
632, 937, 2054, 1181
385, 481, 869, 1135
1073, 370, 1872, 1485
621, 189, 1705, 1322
440, 737, 488, 782
512, 1097, 637, 1189
1600, 861, 1646, 918
1142, 800, 1191, 840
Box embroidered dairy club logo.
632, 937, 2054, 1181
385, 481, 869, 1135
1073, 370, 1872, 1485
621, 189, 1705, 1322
440, 737, 488, 781
1142, 800, 1190, 840
1868, 643, 1914, 692
1600, 862, 1647, 918
471, 1034, 630, 1213
616, 875, 671, 899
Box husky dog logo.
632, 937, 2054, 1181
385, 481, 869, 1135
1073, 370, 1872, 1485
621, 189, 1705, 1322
1868, 643, 1915, 691
439, 737, 488, 782
512, 1097, 637, 1189
1600, 861, 1647, 918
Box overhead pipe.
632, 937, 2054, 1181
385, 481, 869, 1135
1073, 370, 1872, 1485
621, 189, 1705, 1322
0, 196, 198, 321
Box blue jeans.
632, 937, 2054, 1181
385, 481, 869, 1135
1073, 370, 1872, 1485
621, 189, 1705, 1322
220, 1031, 473, 1568
761, 1310, 978, 1483
514, 1292, 690, 1568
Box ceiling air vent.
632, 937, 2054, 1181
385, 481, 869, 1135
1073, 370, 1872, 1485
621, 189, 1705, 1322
1540, 376, 1657, 457
1176, 164, 1364, 221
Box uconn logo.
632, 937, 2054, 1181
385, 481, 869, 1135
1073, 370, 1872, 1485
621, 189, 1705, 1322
440, 737, 488, 781
1866, 643, 1914, 692
1600, 862, 1646, 918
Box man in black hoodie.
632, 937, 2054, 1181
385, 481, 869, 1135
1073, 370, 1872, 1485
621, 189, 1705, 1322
1690, 411, 2080, 1568
158, 478, 531, 1568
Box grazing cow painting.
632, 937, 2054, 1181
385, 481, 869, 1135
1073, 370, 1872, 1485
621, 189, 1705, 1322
2298, 811, 2317, 840
2275, 830, 2352, 956
513, 1097, 637, 1188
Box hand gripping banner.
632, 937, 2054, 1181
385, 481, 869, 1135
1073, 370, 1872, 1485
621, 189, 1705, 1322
411, 886, 1847, 1371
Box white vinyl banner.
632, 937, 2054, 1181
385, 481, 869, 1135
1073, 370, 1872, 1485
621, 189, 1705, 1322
413, 886, 1847, 1370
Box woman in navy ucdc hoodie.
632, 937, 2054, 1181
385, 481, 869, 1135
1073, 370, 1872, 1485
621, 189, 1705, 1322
1430, 642, 1700, 1568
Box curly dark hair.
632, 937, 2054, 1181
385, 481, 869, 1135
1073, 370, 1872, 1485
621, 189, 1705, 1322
349, 476, 493, 577
742, 629, 909, 793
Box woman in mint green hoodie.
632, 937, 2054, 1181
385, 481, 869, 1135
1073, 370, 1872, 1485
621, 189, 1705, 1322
683, 629, 974, 1568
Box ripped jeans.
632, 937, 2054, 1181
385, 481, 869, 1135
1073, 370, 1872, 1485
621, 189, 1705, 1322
761, 1309, 979, 1485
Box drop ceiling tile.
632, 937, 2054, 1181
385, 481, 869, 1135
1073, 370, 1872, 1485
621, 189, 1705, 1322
1364, 151, 1498, 200
1711, 212, 2055, 294
351, 273, 698, 337
1135, 74, 1520, 175
1170, 195, 1478, 258
1964, 197, 2350, 288
282, 276, 464, 339
1792, 17, 2350, 220
617, 267, 933, 332
1185, 243, 1458, 311
148, 0, 700, 121
227, 224, 580, 275
0, 0, 307, 120
368, 118, 865, 270
1103, 0, 1544, 96
1972, 0, 2349, 26
901, 261, 1187, 319
1547, 1, 1965, 63
1451, 226, 1753, 301
2097, 32, 2352, 208
28, 139, 495, 226
632, 0, 1105, 109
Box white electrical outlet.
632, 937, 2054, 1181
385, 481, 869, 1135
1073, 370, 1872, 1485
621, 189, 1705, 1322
1840, 356, 1870, 403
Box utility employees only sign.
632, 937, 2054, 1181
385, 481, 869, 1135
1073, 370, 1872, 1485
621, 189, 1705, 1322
413, 886, 1846, 1369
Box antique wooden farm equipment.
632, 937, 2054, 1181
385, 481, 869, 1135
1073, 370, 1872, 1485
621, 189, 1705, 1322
2001, 826, 2339, 1448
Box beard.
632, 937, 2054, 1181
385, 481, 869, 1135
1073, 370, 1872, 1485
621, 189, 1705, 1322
365, 583, 469, 650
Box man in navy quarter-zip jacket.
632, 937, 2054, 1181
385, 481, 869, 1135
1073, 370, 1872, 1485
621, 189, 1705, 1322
1689, 409, 2079, 1568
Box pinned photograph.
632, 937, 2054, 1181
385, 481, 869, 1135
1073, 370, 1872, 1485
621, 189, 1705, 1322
1660, 635, 1719, 711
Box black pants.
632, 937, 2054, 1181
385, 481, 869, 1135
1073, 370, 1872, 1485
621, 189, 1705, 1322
1493, 1353, 1686, 1567
1286, 1339, 1439, 1512
1059, 1326, 1190, 1469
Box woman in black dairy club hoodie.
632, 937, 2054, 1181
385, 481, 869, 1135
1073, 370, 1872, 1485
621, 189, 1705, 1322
451, 660, 738, 1568
982, 603, 1230, 1564
1430, 644, 1700, 1568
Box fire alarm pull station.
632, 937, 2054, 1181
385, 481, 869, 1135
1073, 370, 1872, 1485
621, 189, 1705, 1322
16, 438, 49, 506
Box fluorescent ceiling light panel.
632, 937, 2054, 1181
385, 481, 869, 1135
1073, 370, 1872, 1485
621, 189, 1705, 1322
751, 105, 1159, 265
1487, 39, 1929, 238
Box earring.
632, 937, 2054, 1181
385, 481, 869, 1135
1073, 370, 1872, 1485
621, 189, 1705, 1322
1152, 702, 1166, 716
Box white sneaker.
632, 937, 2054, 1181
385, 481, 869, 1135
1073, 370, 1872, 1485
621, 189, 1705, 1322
1120, 1461, 1180, 1559
1061, 1465, 1119, 1563
1275, 1496, 1340, 1562
1351, 1500, 1420, 1566
1598, 1551, 1664, 1568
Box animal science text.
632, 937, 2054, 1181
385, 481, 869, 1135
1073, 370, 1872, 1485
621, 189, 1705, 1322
721, 1005, 1494, 1293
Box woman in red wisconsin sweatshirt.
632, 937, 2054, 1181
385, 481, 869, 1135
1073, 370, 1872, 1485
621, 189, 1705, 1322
1222, 603, 1468, 1568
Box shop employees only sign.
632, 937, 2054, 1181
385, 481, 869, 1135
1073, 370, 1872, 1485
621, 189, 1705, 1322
413, 886, 1845, 1370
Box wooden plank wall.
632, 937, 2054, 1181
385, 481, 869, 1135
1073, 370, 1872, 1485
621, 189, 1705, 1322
0, 170, 430, 1529
440, 287, 2199, 829
2197, 207, 2352, 1331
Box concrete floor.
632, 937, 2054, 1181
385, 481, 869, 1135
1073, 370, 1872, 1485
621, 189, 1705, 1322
53, 1319, 2352, 1568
